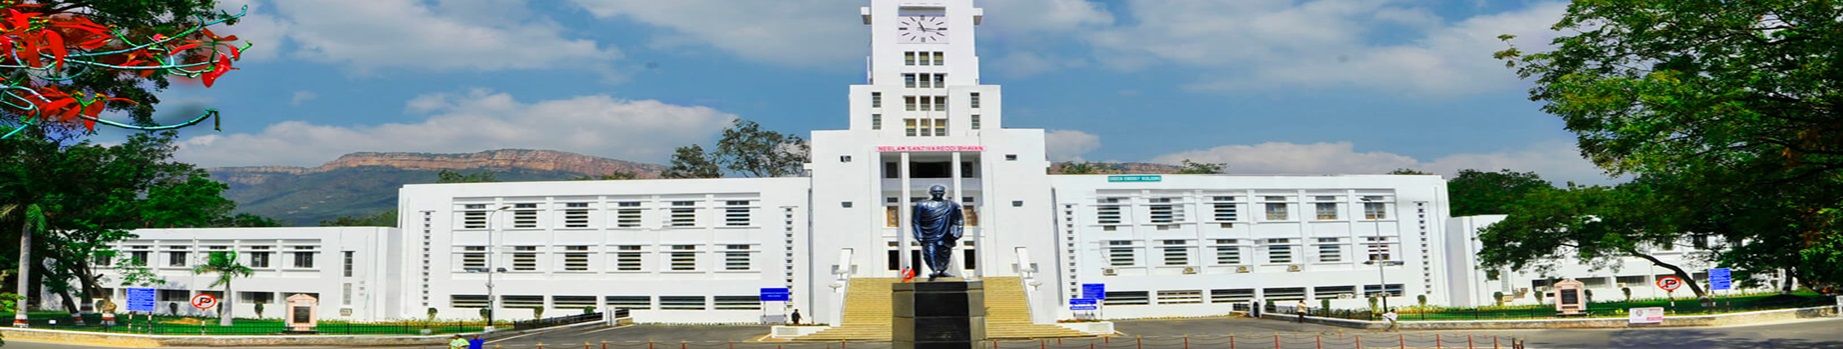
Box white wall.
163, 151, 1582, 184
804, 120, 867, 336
1444, 215, 1774, 307
87, 227, 396, 321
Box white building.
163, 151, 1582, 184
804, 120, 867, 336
95, 227, 396, 321
67, 0, 1752, 324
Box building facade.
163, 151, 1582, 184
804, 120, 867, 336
62, 0, 1753, 324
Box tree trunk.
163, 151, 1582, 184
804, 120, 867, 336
56, 288, 80, 325
14, 218, 30, 327
1631, 252, 1707, 298
219, 281, 233, 326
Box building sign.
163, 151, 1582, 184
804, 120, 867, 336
759, 288, 792, 302
1069, 298, 1097, 305
1107, 175, 1162, 183
126, 288, 155, 313
1081, 283, 1106, 300
1070, 305, 1098, 311
1628, 307, 1665, 324
1708, 268, 1732, 291
876, 145, 985, 152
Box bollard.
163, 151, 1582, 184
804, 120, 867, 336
1467, 335, 1474, 349
1183, 335, 1189, 349
1090, 342, 1096, 349
1493, 336, 1500, 349
1274, 334, 1280, 349
1230, 335, 1237, 349
650, 341, 656, 349
731, 341, 736, 349
1316, 335, 1322, 349
1138, 336, 1144, 349
539, 342, 546, 349
1435, 334, 1443, 349
605, 341, 611, 349
587, 342, 593, 349
1398, 334, 1405, 349
1042, 339, 1047, 349
1355, 335, 1362, 349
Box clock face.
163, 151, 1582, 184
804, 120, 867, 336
897, 15, 947, 43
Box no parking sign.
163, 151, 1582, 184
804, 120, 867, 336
1656, 275, 1684, 292
191, 294, 218, 311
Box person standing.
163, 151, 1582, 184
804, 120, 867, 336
1382, 308, 1399, 332
790, 309, 803, 325
1295, 300, 1308, 323
1251, 300, 1262, 318
468, 335, 485, 349
448, 335, 467, 349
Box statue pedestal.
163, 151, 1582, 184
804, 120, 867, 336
893, 280, 986, 349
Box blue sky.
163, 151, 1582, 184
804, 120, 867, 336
144, 0, 1612, 184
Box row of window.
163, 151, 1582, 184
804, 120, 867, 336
904, 51, 944, 66
450, 295, 763, 311
1103, 237, 1395, 267
1098, 285, 1403, 306
454, 244, 758, 273
869, 114, 983, 136
115, 245, 323, 270
459, 200, 755, 230
1096, 196, 1389, 226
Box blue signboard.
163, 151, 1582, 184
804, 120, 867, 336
126, 288, 155, 312
1081, 283, 1106, 300
1069, 298, 1097, 305
1107, 175, 1162, 183
1070, 305, 1098, 311
1709, 268, 1733, 291
760, 288, 792, 302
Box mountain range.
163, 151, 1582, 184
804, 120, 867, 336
209, 149, 1182, 226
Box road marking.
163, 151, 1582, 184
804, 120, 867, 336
489, 324, 629, 344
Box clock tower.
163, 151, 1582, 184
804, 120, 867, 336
806, 0, 1060, 325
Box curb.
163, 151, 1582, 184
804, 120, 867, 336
0, 320, 609, 347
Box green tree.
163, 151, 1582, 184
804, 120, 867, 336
436, 169, 498, 183
1476, 181, 1710, 298
1389, 168, 1433, 175
1447, 169, 1554, 216
192, 251, 253, 326
1498, 1, 1843, 290
1057, 162, 1105, 174
319, 210, 397, 227
662, 145, 721, 179
713, 119, 809, 177
571, 171, 637, 180
1175, 159, 1224, 174
214, 214, 282, 228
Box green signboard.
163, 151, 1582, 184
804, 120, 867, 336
1107, 175, 1163, 183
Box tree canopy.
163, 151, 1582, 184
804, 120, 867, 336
1175, 159, 1225, 174
1447, 169, 1555, 217
1498, 0, 1843, 291
666, 119, 808, 178
662, 144, 721, 179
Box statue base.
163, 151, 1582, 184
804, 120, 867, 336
893, 279, 985, 349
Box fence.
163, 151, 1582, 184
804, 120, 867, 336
514, 312, 605, 331
16, 314, 492, 335
1262, 293, 1835, 322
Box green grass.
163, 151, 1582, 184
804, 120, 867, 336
1, 312, 506, 336
1392, 291, 1832, 321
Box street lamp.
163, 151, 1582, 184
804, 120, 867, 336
1361, 197, 1395, 309
484, 205, 511, 331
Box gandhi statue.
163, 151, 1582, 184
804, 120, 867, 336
911, 184, 965, 281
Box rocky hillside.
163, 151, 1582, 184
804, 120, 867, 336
210, 149, 664, 226
1048, 161, 1183, 174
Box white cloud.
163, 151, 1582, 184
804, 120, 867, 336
1151, 140, 1614, 185
255, 0, 618, 72
570, 1, 862, 67
977, 0, 1114, 38
993, 52, 1086, 78
177, 90, 735, 167
1045, 129, 1101, 161
215, 0, 288, 61
289, 91, 317, 106
1088, 1, 1566, 95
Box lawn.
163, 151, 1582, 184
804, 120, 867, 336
0, 312, 504, 335
1395, 291, 1834, 321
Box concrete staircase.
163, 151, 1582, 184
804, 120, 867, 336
795, 276, 1088, 341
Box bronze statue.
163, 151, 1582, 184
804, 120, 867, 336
911, 184, 965, 280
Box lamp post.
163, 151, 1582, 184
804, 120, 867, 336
485, 205, 511, 331
1362, 197, 1391, 309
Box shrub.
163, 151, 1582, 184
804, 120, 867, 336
1622, 287, 1632, 301
479, 308, 491, 321
254, 303, 266, 318
1493, 291, 1506, 307
533, 307, 545, 320
1417, 294, 1428, 308
582, 306, 595, 315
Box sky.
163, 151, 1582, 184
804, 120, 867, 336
134, 0, 1616, 185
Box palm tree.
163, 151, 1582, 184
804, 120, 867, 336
192, 251, 253, 326
2, 203, 45, 326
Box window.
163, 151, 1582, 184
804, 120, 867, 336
1363, 284, 1404, 297
904, 96, 918, 111
615, 202, 642, 228
614, 245, 643, 271
905, 52, 917, 66
460, 246, 487, 271
1102, 291, 1148, 306
1316, 238, 1342, 263
1161, 240, 1189, 266
933, 96, 947, 111
1107, 241, 1135, 266
670, 245, 697, 271
451, 295, 489, 308
1148, 198, 1183, 224
1315, 202, 1338, 220
128, 247, 150, 265
932, 118, 947, 136
724, 244, 751, 271
932, 52, 944, 66
343, 283, 353, 305
1365, 237, 1393, 261
1262, 287, 1307, 301
342, 251, 355, 277
1210, 289, 1255, 303
970, 114, 981, 130
724, 201, 751, 227
239, 291, 274, 304
511, 203, 538, 228
659, 296, 706, 310
1364, 202, 1388, 220
563, 202, 590, 228
563, 246, 590, 271
247, 246, 271, 268
714, 296, 761, 310
606, 296, 651, 310
871, 114, 882, 130
1265, 239, 1294, 264
292, 246, 316, 268
511, 246, 537, 271
904, 118, 918, 136
904, 73, 918, 88
1157, 290, 1203, 304
1314, 286, 1356, 299
931, 73, 945, 88
462, 204, 488, 229
554, 296, 597, 309
167, 251, 188, 267
871, 92, 882, 108
1211, 197, 1239, 221
669, 201, 697, 227
1213, 239, 1242, 264
1096, 198, 1124, 225
1264, 202, 1289, 221
970, 92, 981, 108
